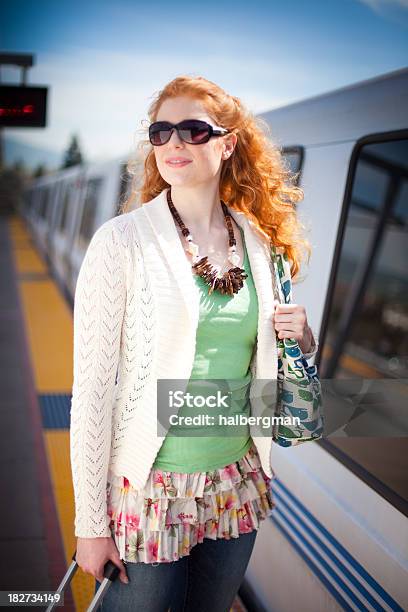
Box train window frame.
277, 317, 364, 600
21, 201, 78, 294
316, 128, 408, 517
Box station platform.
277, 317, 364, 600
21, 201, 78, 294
0, 212, 248, 612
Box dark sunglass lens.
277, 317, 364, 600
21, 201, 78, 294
179, 121, 209, 144
149, 123, 171, 145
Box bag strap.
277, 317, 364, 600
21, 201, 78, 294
270, 245, 292, 304
272, 244, 320, 377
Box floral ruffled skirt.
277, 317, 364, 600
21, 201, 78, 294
107, 441, 277, 564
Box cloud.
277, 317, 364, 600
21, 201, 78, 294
355, 0, 408, 30
359, 0, 408, 13
356, 0, 408, 14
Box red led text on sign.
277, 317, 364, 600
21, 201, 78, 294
0, 105, 35, 116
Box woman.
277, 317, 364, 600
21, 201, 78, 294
70, 75, 318, 611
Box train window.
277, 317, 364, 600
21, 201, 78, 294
37, 187, 44, 218
38, 186, 49, 219
47, 186, 54, 218
77, 177, 102, 251
320, 136, 408, 513
282, 146, 304, 186
59, 184, 71, 232
46, 186, 54, 218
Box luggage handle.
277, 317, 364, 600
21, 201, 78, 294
44, 550, 120, 612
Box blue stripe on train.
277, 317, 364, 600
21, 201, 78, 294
270, 478, 403, 611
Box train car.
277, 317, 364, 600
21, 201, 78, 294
20, 66, 408, 611
23, 156, 132, 296
244, 67, 408, 612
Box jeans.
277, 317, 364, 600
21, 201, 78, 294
95, 529, 258, 611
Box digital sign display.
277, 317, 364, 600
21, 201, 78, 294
0, 85, 48, 127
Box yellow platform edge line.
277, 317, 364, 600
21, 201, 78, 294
44, 430, 94, 612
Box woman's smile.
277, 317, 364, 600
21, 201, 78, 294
165, 159, 192, 167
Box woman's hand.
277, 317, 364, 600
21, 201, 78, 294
272, 300, 314, 353
76, 536, 129, 584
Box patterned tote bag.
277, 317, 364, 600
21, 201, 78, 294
270, 246, 324, 447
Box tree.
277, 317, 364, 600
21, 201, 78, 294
61, 133, 84, 169
33, 163, 47, 178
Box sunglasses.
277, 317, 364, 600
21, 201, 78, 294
149, 119, 230, 146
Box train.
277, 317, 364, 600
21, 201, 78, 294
20, 66, 408, 611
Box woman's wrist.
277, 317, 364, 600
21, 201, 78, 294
299, 325, 314, 354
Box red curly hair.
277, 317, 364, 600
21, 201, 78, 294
119, 75, 311, 279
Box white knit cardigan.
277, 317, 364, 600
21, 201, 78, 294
69, 187, 318, 538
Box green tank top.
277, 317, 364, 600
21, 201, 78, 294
153, 227, 258, 472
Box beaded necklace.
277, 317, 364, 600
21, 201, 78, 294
166, 188, 248, 296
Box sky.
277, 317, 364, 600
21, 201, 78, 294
1, 0, 408, 169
